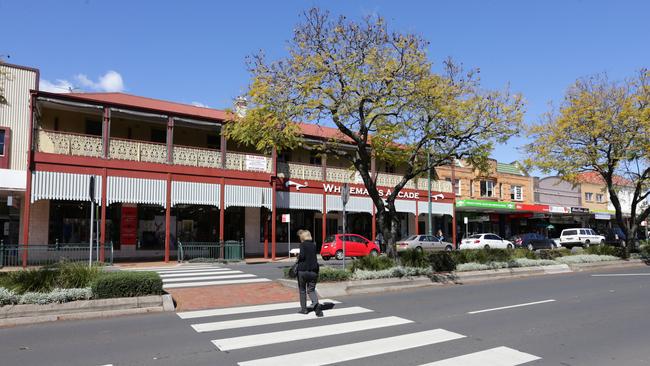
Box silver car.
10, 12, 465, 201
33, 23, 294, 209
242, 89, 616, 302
396, 235, 454, 252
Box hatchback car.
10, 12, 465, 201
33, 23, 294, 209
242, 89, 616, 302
559, 228, 605, 248
396, 235, 454, 252
459, 233, 514, 250
320, 234, 380, 260
510, 233, 555, 251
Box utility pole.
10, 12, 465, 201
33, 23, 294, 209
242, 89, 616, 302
427, 151, 433, 236
341, 183, 350, 269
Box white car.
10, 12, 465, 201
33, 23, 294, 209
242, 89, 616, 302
396, 235, 454, 252
459, 233, 514, 250
559, 228, 605, 248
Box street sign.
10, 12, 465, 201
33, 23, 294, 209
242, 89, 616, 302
341, 183, 350, 206
281, 214, 290, 223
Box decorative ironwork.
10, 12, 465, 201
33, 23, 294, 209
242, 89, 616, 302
173, 146, 221, 168
109, 138, 167, 164
416, 178, 453, 193
37, 129, 102, 158
277, 162, 323, 181
325, 167, 355, 183
225, 152, 272, 173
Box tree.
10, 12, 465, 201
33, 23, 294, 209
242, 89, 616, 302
526, 70, 650, 257
225, 8, 523, 253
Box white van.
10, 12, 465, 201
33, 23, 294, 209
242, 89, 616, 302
559, 228, 605, 248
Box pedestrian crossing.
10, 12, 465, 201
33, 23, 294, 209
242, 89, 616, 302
122, 263, 271, 289
176, 298, 543, 366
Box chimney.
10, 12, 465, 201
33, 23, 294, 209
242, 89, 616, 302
234, 96, 248, 117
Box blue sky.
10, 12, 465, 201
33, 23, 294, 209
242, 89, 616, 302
2, 0, 648, 167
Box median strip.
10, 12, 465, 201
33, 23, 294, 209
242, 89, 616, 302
468, 299, 556, 314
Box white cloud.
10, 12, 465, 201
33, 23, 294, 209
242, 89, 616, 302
75, 70, 124, 92
39, 79, 74, 93
191, 101, 210, 108
40, 70, 125, 93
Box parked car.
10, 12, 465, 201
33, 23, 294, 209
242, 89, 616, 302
602, 227, 627, 247
396, 235, 454, 252
459, 233, 514, 250
510, 233, 555, 251
559, 228, 605, 248
320, 234, 380, 260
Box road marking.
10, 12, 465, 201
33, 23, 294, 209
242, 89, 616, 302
159, 270, 241, 278
163, 278, 271, 289
591, 273, 650, 277
191, 306, 373, 332
237, 329, 466, 366
162, 274, 255, 283
178, 299, 341, 319
417, 346, 540, 365
212, 316, 413, 351
468, 299, 556, 314
128, 265, 220, 271
155, 268, 232, 274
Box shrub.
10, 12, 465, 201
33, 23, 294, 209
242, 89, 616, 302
555, 255, 619, 264
350, 255, 395, 272
317, 267, 351, 282
429, 251, 456, 272
455, 258, 558, 272
584, 245, 624, 258
18, 288, 93, 305
398, 249, 430, 268
641, 243, 650, 258
451, 248, 512, 264
351, 266, 432, 280
0, 287, 19, 305
91, 271, 163, 299
55, 262, 101, 288
537, 249, 570, 260
510, 249, 538, 259
7, 268, 58, 293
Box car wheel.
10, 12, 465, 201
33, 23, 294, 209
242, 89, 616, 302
369, 249, 379, 257
527, 243, 534, 251
335, 250, 344, 260
583, 241, 590, 248
322, 256, 330, 261
445, 245, 453, 251
484, 245, 490, 250
416, 246, 423, 254
507, 244, 513, 249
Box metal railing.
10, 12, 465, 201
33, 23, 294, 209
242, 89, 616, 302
0, 242, 114, 267
177, 241, 244, 262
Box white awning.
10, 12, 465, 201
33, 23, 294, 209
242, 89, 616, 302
31, 171, 102, 204
326, 195, 373, 213
417, 201, 453, 216
172, 181, 220, 207
107, 176, 166, 206
395, 199, 417, 214
277, 192, 323, 212
224, 185, 272, 209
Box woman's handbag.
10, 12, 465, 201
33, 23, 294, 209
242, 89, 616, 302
288, 262, 299, 278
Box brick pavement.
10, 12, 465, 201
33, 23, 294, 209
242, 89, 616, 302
166, 282, 299, 311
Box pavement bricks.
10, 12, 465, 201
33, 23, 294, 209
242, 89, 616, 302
166, 282, 298, 311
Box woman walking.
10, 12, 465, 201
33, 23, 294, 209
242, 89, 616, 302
296, 229, 323, 317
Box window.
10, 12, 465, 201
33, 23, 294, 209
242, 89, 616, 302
486, 234, 501, 240
0, 129, 5, 156
480, 180, 495, 197
563, 230, 577, 236
510, 185, 523, 201
579, 229, 588, 235
309, 151, 322, 165
445, 178, 461, 196
596, 194, 604, 203
585, 192, 593, 201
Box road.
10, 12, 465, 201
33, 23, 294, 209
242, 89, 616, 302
1, 265, 649, 366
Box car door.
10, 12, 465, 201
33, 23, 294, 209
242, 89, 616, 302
348, 235, 364, 256
420, 235, 435, 251
489, 234, 507, 248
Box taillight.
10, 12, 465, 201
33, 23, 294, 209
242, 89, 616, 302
474, 240, 481, 244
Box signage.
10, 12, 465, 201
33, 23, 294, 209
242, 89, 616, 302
456, 199, 515, 210
120, 207, 138, 245
281, 214, 291, 223
594, 213, 611, 220
571, 207, 590, 214
549, 206, 571, 214
322, 183, 427, 201
467, 215, 490, 222
245, 155, 268, 171
285, 180, 308, 191
463, 217, 468, 224
515, 203, 550, 213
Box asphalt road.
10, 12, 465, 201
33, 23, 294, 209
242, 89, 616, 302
1, 266, 649, 366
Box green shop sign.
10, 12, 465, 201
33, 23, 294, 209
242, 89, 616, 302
456, 199, 515, 210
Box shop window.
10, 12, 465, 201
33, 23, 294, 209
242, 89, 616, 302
85, 119, 102, 136
445, 178, 461, 196
596, 194, 604, 203
480, 180, 495, 197
585, 192, 593, 201
510, 185, 523, 201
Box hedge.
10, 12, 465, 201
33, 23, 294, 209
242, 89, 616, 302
91, 271, 163, 299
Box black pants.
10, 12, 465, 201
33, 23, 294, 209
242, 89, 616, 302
297, 271, 319, 310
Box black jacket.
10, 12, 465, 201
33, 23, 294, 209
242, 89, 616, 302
296, 240, 319, 273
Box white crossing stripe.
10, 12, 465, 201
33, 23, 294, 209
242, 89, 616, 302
468, 299, 556, 314
192, 306, 373, 332
163, 274, 256, 283
155, 268, 232, 274
159, 270, 242, 278
178, 299, 341, 319
164, 278, 271, 289
237, 329, 466, 366
128, 265, 220, 271
418, 346, 541, 365
212, 316, 413, 351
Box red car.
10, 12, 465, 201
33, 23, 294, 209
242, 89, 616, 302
320, 234, 380, 260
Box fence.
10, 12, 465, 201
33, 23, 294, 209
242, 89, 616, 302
177, 241, 244, 262
0, 242, 114, 267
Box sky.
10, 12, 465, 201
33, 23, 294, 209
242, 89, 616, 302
2, 0, 649, 168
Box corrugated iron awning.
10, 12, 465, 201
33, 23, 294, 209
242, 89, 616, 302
225, 185, 272, 209
326, 195, 373, 213
107, 176, 166, 206
277, 192, 323, 212
417, 201, 453, 216
31, 171, 102, 204
172, 181, 220, 207
395, 199, 417, 214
